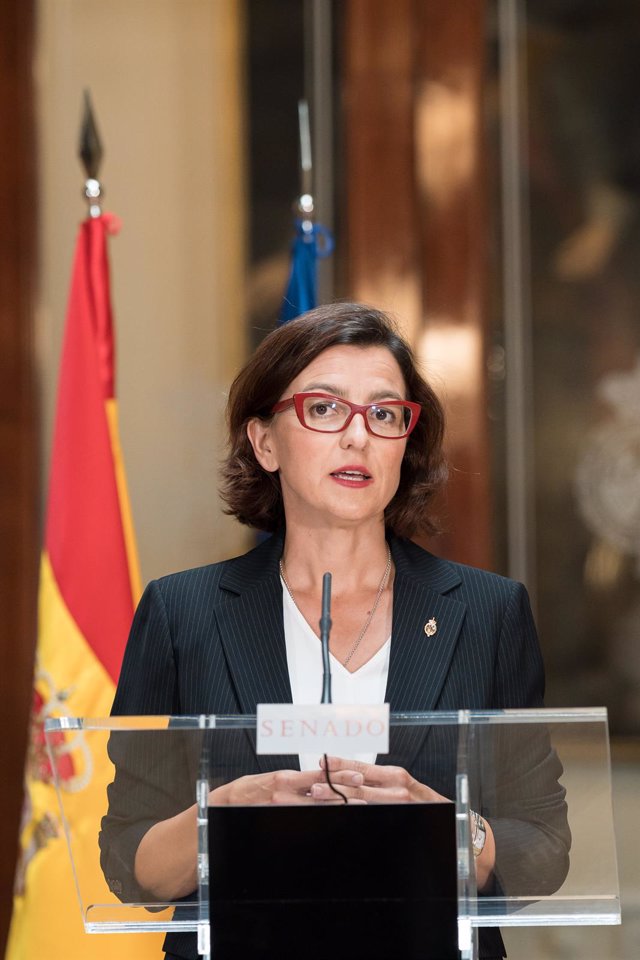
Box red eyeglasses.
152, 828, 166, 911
271, 392, 421, 439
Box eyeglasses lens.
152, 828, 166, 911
300, 396, 411, 437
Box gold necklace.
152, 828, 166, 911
279, 545, 392, 668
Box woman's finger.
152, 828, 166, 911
322, 756, 407, 786
270, 790, 329, 805
321, 755, 373, 777
309, 781, 366, 802
309, 770, 365, 788
320, 759, 452, 803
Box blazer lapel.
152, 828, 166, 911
214, 581, 292, 708
384, 537, 467, 768
385, 575, 466, 711
213, 532, 296, 772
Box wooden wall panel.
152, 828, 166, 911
342, 0, 493, 569
415, 0, 492, 568
342, 0, 422, 345
0, 0, 38, 952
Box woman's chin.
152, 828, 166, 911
317, 504, 386, 529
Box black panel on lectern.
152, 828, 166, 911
208, 803, 458, 960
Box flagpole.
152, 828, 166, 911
279, 99, 334, 325
297, 99, 314, 224
79, 89, 103, 218
303, 0, 334, 302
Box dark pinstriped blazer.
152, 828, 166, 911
103, 531, 569, 960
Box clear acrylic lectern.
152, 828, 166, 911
45, 709, 620, 960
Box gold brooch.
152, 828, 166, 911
424, 618, 437, 637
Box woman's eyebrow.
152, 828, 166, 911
300, 381, 347, 396
368, 390, 405, 402
300, 383, 405, 402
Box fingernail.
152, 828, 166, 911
351, 773, 364, 785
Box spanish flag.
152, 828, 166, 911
6, 214, 162, 958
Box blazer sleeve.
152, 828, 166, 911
484, 581, 571, 897
111, 578, 181, 715
492, 580, 545, 709
99, 581, 194, 904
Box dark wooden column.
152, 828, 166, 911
414, 1, 492, 568
0, 0, 39, 952
342, 0, 493, 569
342, 0, 422, 345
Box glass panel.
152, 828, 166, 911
525, 1, 640, 738
488, 0, 640, 735
463, 712, 619, 926
488, 4, 640, 952
45, 708, 619, 955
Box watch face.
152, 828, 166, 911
472, 815, 486, 856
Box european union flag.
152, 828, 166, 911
279, 217, 334, 324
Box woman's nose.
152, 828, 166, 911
339, 412, 369, 448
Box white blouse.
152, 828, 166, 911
281, 579, 391, 771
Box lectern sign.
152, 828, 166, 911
256, 703, 390, 755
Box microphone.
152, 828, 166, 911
319, 572, 332, 704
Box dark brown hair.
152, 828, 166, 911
220, 302, 447, 536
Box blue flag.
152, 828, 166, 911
279, 218, 334, 324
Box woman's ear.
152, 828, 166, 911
246, 418, 279, 472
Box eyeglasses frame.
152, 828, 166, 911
270, 392, 421, 439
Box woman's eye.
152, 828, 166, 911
310, 402, 337, 417
373, 406, 397, 422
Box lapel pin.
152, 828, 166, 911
424, 618, 437, 637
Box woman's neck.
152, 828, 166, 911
280, 522, 391, 598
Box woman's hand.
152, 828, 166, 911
312, 756, 496, 890
210, 766, 366, 806
135, 766, 367, 899
311, 756, 451, 804
135, 760, 494, 900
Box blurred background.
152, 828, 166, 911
2, 0, 639, 956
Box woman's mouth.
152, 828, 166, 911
330, 468, 373, 485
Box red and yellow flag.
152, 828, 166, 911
7, 214, 162, 958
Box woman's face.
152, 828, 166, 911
247, 344, 410, 532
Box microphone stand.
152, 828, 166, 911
318, 573, 347, 803
320, 573, 332, 705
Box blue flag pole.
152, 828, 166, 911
278, 100, 333, 325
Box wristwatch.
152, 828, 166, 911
470, 810, 487, 858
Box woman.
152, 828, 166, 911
101, 303, 569, 960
